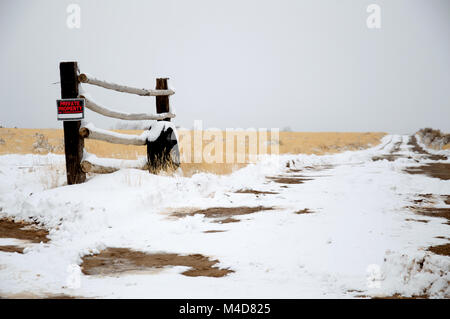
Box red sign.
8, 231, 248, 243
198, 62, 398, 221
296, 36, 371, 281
56, 98, 84, 120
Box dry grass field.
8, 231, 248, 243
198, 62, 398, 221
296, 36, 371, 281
0, 128, 386, 175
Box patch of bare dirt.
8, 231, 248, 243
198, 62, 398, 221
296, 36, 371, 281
267, 176, 313, 184
303, 165, 334, 171
414, 193, 450, 206
346, 289, 364, 294
428, 243, 450, 257
81, 247, 234, 278
425, 153, 448, 161
44, 294, 79, 299
294, 209, 314, 215
215, 218, 240, 224
406, 196, 450, 259
412, 194, 436, 205
404, 218, 429, 223
408, 135, 447, 161
1, 292, 81, 299
372, 140, 403, 162
235, 189, 278, 195
407, 206, 450, 225
284, 163, 333, 173
0, 245, 24, 253
405, 163, 450, 180
372, 294, 429, 299
373, 136, 447, 162
0, 218, 49, 243
408, 135, 427, 154
172, 206, 273, 224
372, 154, 404, 161
442, 195, 450, 205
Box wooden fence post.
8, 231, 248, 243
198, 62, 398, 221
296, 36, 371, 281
147, 78, 174, 173
155, 78, 170, 121
60, 61, 86, 184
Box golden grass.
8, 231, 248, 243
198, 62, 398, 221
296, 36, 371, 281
0, 128, 386, 175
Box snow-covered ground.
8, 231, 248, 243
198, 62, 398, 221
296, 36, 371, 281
0, 135, 449, 298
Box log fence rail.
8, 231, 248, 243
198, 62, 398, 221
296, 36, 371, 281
59, 61, 176, 184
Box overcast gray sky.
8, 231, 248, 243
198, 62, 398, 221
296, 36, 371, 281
1, 0, 449, 133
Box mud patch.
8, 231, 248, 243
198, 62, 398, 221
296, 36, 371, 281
172, 206, 273, 223
294, 209, 314, 215
405, 218, 429, 223
1, 292, 82, 299
267, 176, 313, 184
372, 136, 447, 162
408, 206, 450, 225
411, 194, 436, 205
81, 247, 233, 278
346, 289, 364, 294
418, 193, 433, 198
405, 163, 450, 180
215, 217, 240, 224
235, 189, 278, 195
372, 140, 403, 161
270, 164, 332, 184
372, 154, 403, 161
442, 195, 450, 205
44, 294, 78, 299
372, 294, 429, 299
303, 165, 334, 171
0, 218, 49, 243
428, 243, 450, 257
408, 135, 447, 161
0, 245, 24, 253
408, 135, 427, 154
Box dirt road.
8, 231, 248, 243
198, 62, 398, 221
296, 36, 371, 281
0, 134, 448, 298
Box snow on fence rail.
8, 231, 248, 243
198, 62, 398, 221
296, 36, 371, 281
79, 121, 175, 146
59, 61, 178, 185
81, 152, 149, 174
78, 73, 175, 96
80, 94, 175, 121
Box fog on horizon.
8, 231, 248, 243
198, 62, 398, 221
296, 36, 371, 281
0, 0, 449, 134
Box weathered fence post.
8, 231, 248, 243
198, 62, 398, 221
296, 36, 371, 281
147, 78, 177, 173
155, 78, 170, 121
60, 61, 86, 184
